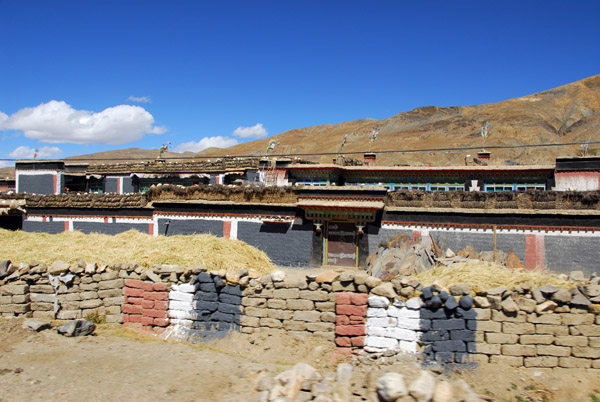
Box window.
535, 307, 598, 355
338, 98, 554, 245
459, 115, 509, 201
88, 181, 104, 194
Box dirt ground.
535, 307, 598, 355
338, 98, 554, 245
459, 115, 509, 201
1, 318, 599, 402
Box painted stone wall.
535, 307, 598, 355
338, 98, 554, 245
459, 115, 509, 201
1, 260, 599, 371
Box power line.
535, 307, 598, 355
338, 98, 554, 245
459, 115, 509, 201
0, 140, 598, 163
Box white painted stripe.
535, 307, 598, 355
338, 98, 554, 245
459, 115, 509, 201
230, 220, 238, 239
381, 223, 600, 237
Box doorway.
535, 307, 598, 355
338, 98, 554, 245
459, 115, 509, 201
325, 221, 357, 267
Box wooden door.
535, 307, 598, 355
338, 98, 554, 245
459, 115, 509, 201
326, 222, 357, 267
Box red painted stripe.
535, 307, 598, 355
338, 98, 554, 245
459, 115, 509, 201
53, 175, 58, 194
223, 221, 232, 238
149, 223, 154, 235
64, 221, 69, 231
525, 234, 545, 270
412, 230, 421, 242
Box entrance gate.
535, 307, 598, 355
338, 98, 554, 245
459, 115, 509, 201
325, 221, 357, 267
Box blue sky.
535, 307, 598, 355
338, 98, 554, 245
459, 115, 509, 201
1, 0, 598, 165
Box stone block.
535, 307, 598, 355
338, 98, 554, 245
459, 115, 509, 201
502, 344, 537, 356
486, 333, 519, 344
267, 299, 286, 309
32, 293, 57, 304
60, 293, 81, 302
98, 289, 123, 299
473, 308, 491, 320
476, 320, 501, 332
282, 320, 307, 331
476, 343, 501, 355
122, 304, 142, 315
572, 346, 600, 358
286, 299, 314, 311
332, 281, 356, 292
267, 309, 293, 320
503, 322, 535, 334
350, 293, 368, 306
124, 287, 144, 298
320, 312, 336, 322
520, 334, 554, 345
241, 297, 266, 307
306, 322, 334, 332
558, 357, 591, 368
32, 311, 55, 319
367, 316, 397, 327
335, 336, 352, 347
80, 291, 99, 300
105, 306, 121, 315
273, 289, 300, 299
562, 314, 594, 326
431, 319, 465, 330
103, 296, 124, 307
570, 325, 600, 336
0, 295, 12, 303
492, 310, 526, 322
432, 340, 466, 352
98, 279, 124, 290
61, 301, 81, 310
293, 310, 321, 322
365, 336, 397, 349
336, 305, 367, 316
105, 314, 122, 323
385, 327, 418, 341
524, 356, 558, 368
31, 302, 54, 311
142, 308, 167, 319
313, 331, 335, 341
79, 299, 102, 309
240, 315, 260, 327
527, 314, 561, 325
144, 291, 168, 301
535, 324, 568, 336
217, 303, 240, 315
100, 271, 119, 281
589, 337, 600, 347
299, 290, 329, 301
315, 302, 335, 312
195, 291, 218, 302
536, 345, 571, 357
387, 306, 419, 319
554, 336, 588, 347
0, 304, 31, 313
336, 325, 365, 336
57, 310, 81, 320
219, 293, 241, 305
245, 306, 268, 318
168, 300, 192, 311
29, 284, 53, 294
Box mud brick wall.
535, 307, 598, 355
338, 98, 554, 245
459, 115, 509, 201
335, 292, 367, 352
122, 280, 169, 334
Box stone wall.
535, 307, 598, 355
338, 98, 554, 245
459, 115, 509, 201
1, 259, 599, 371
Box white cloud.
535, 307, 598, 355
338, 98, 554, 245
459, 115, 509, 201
172, 136, 239, 153
128, 96, 151, 103
232, 123, 268, 139
0, 100, 167, 145
8, 145, 63, 158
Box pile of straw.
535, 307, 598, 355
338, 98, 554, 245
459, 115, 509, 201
413, 262, 574, 293
0, 229, 276, 274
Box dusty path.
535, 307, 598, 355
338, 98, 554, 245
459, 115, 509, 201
1, 318, 599, 402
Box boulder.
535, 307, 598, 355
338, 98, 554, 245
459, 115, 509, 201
48, 260, 70, 276
0, 259, 10, 279
271, 270, 286, 282
506, 250, 525, 269
408, 370, 435, 402
377, 372, 408, 402
371, 283, 397, 299
23, 319, 51, 332
551, 288, 572, 303
57, 320, 96, 337
315, 271, 339, 283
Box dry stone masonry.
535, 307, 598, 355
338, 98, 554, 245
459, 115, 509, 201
1, 259, 599, 371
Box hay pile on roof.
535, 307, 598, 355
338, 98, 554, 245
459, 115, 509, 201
0, 229, 276, 274
413, 262, 574, 293
24, 193, 148, 209
147, 184, 297, 204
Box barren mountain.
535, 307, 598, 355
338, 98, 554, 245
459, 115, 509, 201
3, 75, 599, 178
199, 74, 600, 166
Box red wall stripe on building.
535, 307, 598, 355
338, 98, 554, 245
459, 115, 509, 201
64, 221, 70, 231
412, 230, 421, 243
223, 221, 232, 238
149, 223, 154, 235
53, 175, 58, 194
525, 234, 546, 270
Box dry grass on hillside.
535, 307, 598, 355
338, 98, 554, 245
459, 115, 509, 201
413, 262, 575, 293
0, 229, 276, 274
